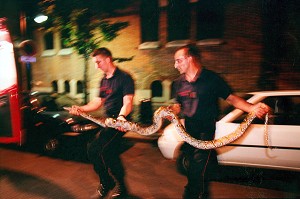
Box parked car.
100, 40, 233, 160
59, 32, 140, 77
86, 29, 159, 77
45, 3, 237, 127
158, 90, 300, 172
21, 91, 100, 156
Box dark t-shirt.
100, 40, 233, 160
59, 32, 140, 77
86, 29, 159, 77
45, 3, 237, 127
99, 68, 135, 118
172, 69, 232, 139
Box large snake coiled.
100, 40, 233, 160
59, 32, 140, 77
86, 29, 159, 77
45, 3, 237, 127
64, 106, 256, 149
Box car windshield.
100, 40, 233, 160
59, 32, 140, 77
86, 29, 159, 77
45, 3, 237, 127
34, 93, 81, 111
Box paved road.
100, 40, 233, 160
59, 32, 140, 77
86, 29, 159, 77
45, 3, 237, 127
0, 138, 299, 199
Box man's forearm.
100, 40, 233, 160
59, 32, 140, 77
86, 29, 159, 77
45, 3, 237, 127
226, 94, 253, 113
80, 98, 103, 112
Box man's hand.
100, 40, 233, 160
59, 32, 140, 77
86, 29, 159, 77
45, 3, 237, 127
251, 102, 271, 119
68, 105, 83, 116
168, 104, 181, 115
116, 115, 127, 132
164, 104, 181, 121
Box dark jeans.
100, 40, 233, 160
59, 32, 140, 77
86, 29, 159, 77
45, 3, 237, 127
87, 128, 125, 187
183, 118, 218, 199
182, 144, 218, 199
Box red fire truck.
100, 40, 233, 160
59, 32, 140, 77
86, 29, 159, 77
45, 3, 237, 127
0, 18, 23, 144
1, 18, 100, 153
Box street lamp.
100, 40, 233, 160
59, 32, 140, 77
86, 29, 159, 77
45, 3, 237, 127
34, 14, 48, 24
18, 11, 45, 91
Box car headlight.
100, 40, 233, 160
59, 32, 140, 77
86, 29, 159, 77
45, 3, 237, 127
71, 124, 99, 132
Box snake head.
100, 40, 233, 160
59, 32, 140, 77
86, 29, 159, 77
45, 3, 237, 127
105, 118, 126, 129
105, 118, 115, 126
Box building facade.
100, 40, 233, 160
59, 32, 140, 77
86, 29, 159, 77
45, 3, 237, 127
30, 0, 300, 106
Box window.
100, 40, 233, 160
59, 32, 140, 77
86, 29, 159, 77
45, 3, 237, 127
77, 81, 83, 93
167, 0, 191, 41
151, 80, 162, 98
44, 31, 54, 50
51, 80, 58, 92
64, 80, 70, 93
170, 81, 175, 99
139, 0, 225, 48
60, 28, 70, 49
232, 96, 300, 125
263, 96, 300, 125
196, 0, 224, 40
140, 0, 159, 43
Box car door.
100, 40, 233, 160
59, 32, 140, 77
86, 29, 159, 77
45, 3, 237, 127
263, 95, 300, 171
216, 95, 300, 171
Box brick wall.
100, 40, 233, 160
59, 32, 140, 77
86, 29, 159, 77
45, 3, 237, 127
31, 0, 299, 104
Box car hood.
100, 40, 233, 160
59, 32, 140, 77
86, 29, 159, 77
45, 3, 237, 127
39, 110, 94, 125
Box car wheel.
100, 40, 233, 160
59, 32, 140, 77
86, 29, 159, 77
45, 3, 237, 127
176, 151, 189, 175
43, 138, 59, 155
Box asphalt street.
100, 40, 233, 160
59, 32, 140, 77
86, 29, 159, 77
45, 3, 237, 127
0, 136, 299, 199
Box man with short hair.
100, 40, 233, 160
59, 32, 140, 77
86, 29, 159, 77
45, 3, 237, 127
68, 47, 134, 199
171, 44, 270, 199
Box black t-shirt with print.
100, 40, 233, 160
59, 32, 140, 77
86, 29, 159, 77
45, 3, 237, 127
99, 68, 134, 118
172, 69, 232, 138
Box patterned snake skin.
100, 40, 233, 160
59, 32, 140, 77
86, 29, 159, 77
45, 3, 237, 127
64, 106, 256, 149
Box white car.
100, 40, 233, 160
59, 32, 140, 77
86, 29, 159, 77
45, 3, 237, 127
157, 90, 300, 172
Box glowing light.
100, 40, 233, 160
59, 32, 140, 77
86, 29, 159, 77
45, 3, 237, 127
30, 98, 37, 103
52, 114, 60, 118
34, 14, 48, 23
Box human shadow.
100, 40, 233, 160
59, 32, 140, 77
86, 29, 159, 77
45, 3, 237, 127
0, 168, 76, 199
